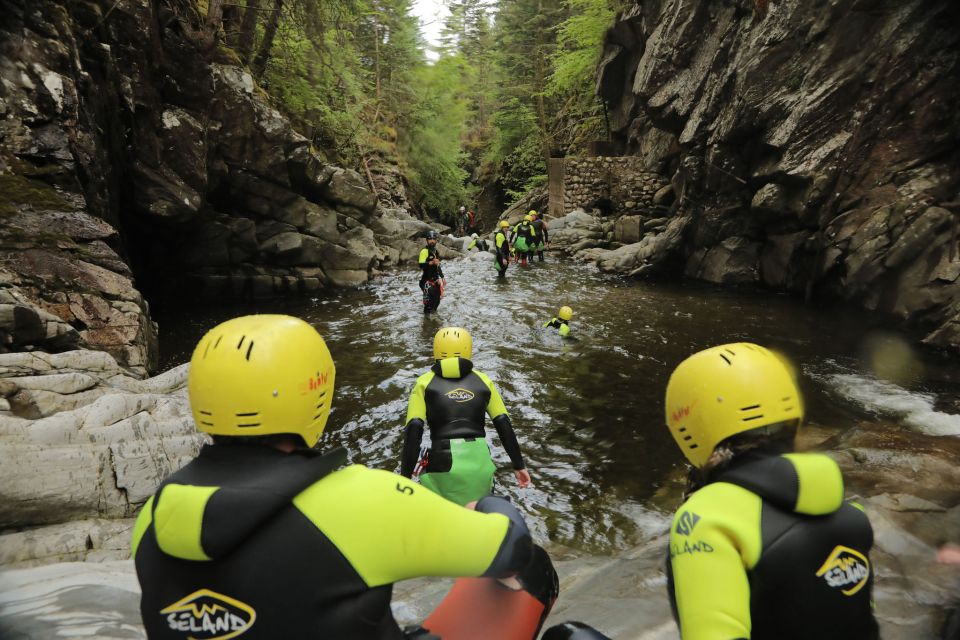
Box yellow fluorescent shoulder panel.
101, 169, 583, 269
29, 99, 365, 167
294, 466, 508, 587
475, 371, 507, 418
154, 484, 219, 561
131, 495, 155, 556
670, 483, 763, 640
783, 453, 843, 515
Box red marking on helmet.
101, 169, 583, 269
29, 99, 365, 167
308, 372, 329, 390
671, 401, 696, 424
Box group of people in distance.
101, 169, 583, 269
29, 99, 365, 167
458, 205, 550, 276
419, 211, 572, 336
131, 235, 882, 637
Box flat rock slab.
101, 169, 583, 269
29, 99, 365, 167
0, 561, 143, 639
4, 534, 953, 639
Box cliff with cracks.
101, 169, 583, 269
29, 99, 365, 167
0, 0, 447, 376
579, 0, 960, 350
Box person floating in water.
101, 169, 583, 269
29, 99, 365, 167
494, 221, 511, 278
467, 232, 489, 252
131, 314, 550, 639
529, 211, 549, 262
544, 306, 573, 337
418, 230, 445, 313
402, 327, 531, 505
664, 343, 879, 640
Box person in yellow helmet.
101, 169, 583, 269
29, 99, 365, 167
466, 232, 489, 253
529, 211, 550, 262
418, 230, 445, 313
664, 343, 878, 640
132, 315, 554, 639
494, 220, 511, 278
544, 306, 573, 337
511, 215, 537, 267
402, 327, 531, 506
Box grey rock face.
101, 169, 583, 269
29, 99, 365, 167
0, 350, 204, 539
0, 0, 437, 375
595, 0, 960, 351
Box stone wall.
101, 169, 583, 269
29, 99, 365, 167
560, 157, 669, 216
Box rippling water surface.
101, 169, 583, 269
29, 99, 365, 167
157, 254, 960, 553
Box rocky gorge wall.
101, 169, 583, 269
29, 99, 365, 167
0, 0, 445, 375
581, 0, 960, 350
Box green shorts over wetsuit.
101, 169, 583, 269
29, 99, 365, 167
419, 438, 497, 506
512, 221, 536, 257
402, 356, 525, 506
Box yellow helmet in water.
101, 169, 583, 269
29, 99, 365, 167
558, 306, 573, 321
665, 343, 803, 468
434, 327, 472, 360
499, 220, 510, 229
188, 315, 336, 447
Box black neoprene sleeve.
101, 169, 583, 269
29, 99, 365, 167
400, 419, 424, 478
492, 414, 525, 470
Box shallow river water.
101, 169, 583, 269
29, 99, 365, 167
156, 254, 960, 553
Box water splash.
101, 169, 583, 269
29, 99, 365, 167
821, 373, 960, 436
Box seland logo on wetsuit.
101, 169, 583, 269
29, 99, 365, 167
160, 589, 256, 639
445, 387, 476, 403
674, 510, 700, 536
670, 510, 713, 558
816, 545, 870, 595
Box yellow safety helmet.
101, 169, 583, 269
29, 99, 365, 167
188, 315, 336, 447
558, 306, 573, 321
499, 220, 510, 229
528, 210, 538, 218
665, 343, 803, 468
524, 214, 534, 222
434, 327, 472, 360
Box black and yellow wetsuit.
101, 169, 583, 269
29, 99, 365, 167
418, 245, 443, 290
531, 218, 548, 260
132, 444, 533, 639
467, 237, 489, 252
543, 317, 570, 337
511, 221, 536, 254
494, 230, 510, 276
667, 452, 879, 640
402, 356, 524, 505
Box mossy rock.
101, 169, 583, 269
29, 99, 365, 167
213, 45, 242, 66
0, 174, 72, 217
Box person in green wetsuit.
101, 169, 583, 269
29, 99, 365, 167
511, 215, 537, 267
664, 343, 879, 640
132, 315, 543, 640
401, 327, 531, 505
529, 210, 549, 262
494, 220, 511, 278
544, 305, 573, 337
